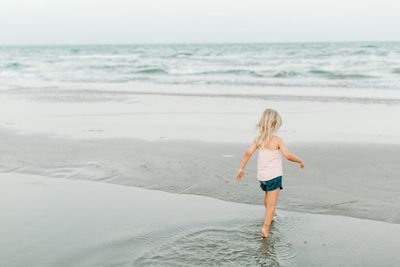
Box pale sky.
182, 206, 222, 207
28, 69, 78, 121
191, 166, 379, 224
0, 0, 399, 45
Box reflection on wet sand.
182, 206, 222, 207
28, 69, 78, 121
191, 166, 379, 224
1, 173, 400, 267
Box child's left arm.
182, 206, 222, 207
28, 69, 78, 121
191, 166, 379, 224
235, 143, 258, 181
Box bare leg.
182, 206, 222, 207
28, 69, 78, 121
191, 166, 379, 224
261, 188, 280, 238
264, 191, 277, 223
263, 192, 268, 208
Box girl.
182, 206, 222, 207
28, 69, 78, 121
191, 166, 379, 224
235, 108, 304, 238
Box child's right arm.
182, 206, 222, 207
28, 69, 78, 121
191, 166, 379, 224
235, 142, 258, 181
277, 137, 305, 168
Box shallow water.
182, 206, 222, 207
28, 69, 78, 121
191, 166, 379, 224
0, 173, 298, 267
2, 173, 400, 267
135, 221, 296, 267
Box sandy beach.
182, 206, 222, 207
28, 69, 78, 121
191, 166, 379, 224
1, 43, 400, 266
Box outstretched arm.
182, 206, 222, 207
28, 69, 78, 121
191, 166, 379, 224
277, 137, 304, 168
235, 143, 258, 180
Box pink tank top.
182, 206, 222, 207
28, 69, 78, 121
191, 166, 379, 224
257, 148, 283, 181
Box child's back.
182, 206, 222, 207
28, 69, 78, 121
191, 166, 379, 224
257, 137, 283, 182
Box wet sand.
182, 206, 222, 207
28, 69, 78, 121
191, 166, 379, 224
1, 128, 399, 224
1, 173, 399, 267
1, 87, 399, 266
2, 86, 400, 144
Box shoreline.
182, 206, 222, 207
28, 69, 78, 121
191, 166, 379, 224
2, 86, 400, 144
1, 128, 399, 224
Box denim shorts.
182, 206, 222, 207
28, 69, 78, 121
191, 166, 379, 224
259, 176, 283, 192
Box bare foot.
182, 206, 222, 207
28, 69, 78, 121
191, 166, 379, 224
261, 227, 269, 238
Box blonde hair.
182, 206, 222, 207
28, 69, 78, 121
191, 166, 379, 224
254, 108, 282, 148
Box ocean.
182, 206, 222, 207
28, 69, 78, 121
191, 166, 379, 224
1, 42, 400, 90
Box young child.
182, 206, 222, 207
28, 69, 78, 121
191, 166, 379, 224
235, 108, 304, 238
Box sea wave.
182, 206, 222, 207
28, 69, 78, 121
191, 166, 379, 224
360, 44, 377, 48
273, 70, 301, 78
133, 67, 167, 74
3, 62, 28, 70
190, 69, 264, 77
0, 42, 399, 89
392, 68, 400, 74
309, 69, 376, 79
168, 51, 194, 58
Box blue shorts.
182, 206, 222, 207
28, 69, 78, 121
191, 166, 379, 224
259, 176, 283, 192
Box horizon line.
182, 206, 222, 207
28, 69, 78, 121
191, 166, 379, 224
1, 40, 400, 47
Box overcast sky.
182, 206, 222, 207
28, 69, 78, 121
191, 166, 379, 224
0, 0, 399, 45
